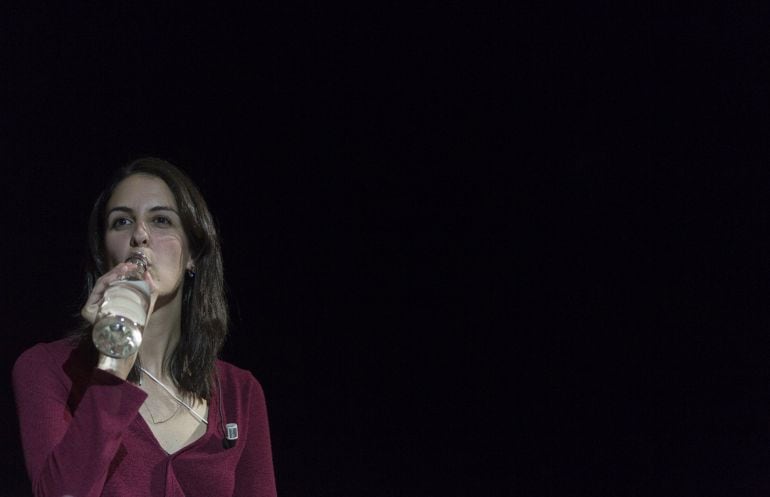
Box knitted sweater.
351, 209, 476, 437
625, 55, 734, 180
13, 339, 277, 497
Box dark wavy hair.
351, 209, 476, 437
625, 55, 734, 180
75, 157, 228, 401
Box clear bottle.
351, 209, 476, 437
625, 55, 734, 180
92, 252, 150, 358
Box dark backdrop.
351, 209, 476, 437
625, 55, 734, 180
7, 3, 770, 497
1, 3, 508, 497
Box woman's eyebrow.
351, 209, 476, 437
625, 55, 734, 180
149, 206, 179, 215
107, 206, 133, 216
106, 206, 179, 215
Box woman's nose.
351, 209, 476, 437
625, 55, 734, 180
130, 223, 149, 246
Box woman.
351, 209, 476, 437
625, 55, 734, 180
13, 158, 277, 496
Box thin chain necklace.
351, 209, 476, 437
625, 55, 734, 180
143, 399, 181, 424
137, 366, 208, 425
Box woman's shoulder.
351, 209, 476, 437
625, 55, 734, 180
12, 338, 91, 393
213, 360, 269, 423
215, 359, 266, 396
14, 338, 80, 373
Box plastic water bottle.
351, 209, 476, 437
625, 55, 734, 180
92, 252, 150, 358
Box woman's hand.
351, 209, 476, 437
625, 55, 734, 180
81, 262, 158, 379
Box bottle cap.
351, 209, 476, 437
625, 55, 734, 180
125, 252, 148, 274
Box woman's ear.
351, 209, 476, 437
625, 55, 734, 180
186, 259, 196, 278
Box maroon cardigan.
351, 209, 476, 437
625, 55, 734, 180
13, 339, 277, 497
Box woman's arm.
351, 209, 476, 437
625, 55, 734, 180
233, 374, 277, 497
12, 344, 147, 497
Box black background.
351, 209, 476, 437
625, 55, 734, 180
1, 3, 508, 497
5, 3, 770, 497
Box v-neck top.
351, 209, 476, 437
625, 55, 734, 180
13, 339, 277, 497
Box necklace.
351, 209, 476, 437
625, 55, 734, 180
142, 400, 181, 424
137, 366, 208, 425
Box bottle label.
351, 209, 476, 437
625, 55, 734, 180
100, 280, 150, 326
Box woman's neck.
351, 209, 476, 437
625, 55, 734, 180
138, 290, 183, 379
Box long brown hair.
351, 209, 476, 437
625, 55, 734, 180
76, 157, 228, 400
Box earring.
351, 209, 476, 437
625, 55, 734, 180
187, 267, 196, 278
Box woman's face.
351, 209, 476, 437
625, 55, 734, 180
104, 174, 192, 300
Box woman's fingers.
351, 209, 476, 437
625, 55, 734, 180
80, 263, 138, 324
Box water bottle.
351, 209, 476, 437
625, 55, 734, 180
92, 252, 150, 358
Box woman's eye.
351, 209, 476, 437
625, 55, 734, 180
111, 218, 132, 229
153, 216, 172, 226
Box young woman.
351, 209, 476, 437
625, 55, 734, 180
13, 158, 277, 496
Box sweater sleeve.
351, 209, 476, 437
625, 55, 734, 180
233, 375, 277, 497
12, 344, 148, 497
